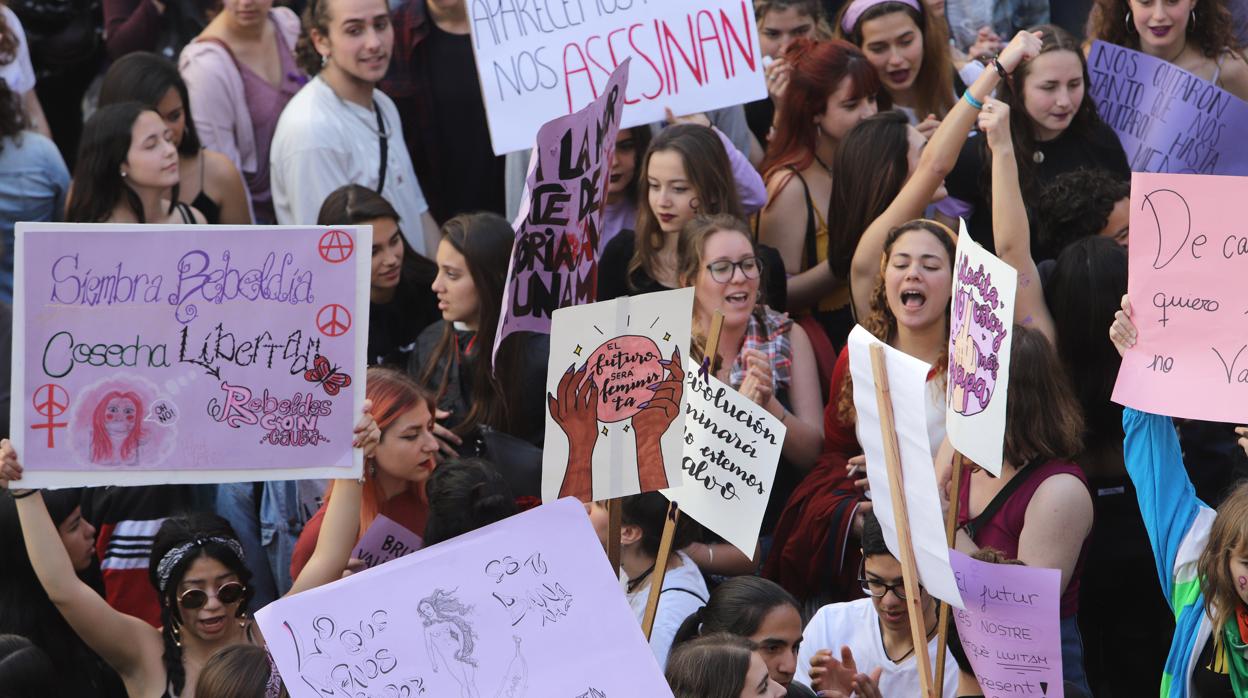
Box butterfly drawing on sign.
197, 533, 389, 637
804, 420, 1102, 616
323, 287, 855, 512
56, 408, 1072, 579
303, 355, 352, 396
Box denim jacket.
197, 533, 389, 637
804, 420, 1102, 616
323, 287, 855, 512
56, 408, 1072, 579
0, 131, 69, 303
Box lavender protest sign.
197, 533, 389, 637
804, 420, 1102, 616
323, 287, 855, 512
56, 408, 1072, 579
946, 230, 1016, 476
949, 551, 1063, 698
12, 223, 368, 488
469, 0, 766, 155
493, 60, 627, 359
353, 514, 423, 570
257, 498, 674, 698
1088, 40, 1248, 175
542, 288, 693, 502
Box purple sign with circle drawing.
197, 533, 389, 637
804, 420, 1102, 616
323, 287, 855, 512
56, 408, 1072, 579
13, 222, 369, 488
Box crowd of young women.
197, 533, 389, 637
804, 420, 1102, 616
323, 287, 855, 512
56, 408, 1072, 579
1, 0, 1247, 695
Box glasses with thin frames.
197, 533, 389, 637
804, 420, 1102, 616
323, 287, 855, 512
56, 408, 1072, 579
178, 581, 246, 610
705, 257, 761, 283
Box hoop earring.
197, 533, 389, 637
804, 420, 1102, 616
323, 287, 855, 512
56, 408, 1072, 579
1125, 11, 1134, 32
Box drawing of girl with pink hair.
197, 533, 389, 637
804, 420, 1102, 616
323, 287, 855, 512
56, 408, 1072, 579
90, 391, 144, 465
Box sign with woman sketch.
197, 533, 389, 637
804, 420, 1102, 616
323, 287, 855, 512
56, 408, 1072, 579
542, 288, 694, 502
12, 222, 369, 487
257, 498, 674, 698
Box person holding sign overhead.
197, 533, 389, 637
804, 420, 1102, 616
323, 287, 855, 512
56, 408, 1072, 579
67, 102, 207, 225
0, 402, 378, 698
290, 368, 437, 579
1088, 0, 1248, 103
1111, 302, 1248, 697
766, 28, 1042, 606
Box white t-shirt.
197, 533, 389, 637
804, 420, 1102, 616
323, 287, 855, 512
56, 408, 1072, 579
0, 7, 36, 95
625, 551, 708, 670
794, 597, 959, 698
270, 76, 429, 253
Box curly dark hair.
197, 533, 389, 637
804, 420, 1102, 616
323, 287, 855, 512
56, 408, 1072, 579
1089, 0, 1242, 57
0, 78, 26, 153
1035, 169, 1130, 252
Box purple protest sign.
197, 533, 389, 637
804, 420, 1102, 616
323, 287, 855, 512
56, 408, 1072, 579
1088, 40, 1248, 175
949, 551, 1063, 698
946, 229, 1016, 476
353, 514, 423, 570
493, 60, 629, 363
12, 223, 369, 488
257, 498, 673, 698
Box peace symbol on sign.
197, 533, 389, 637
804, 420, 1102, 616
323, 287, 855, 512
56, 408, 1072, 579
316, 304, 352, 337
318, 230, 354, 264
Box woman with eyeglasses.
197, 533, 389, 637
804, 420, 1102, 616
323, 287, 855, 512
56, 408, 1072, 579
796, 510, 954, 696
0, 409, 381, 698
677, 214, 824, 532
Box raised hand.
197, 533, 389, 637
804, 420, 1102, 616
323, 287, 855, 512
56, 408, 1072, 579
632, 346, 684, 492
764, 56, 791, 102
0, 439, 23, 490
552, 363, 600, 500
351, 399, 382, 459
809, 645, 862, 693
977, 98, 1012, 152
737, 348, 774, 408
997, 29, 1044, 74
1109, 294, 1137, 357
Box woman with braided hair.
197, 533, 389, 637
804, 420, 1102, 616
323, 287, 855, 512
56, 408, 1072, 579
0, 406, 381, 697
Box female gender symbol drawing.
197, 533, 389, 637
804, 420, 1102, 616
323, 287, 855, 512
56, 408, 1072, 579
419, 589, 480, 698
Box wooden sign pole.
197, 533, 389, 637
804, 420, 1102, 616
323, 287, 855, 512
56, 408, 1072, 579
870, 343, 937, 698
641, 311, 724, 640
934, 451, 967, 692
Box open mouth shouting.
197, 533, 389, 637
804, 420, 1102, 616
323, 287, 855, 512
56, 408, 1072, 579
899, 289, 927, 311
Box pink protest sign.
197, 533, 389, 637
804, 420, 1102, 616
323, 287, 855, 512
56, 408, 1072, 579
493, 60, 628, 361
1111, 172, 1248, 422
946, 230, 1016, 476
949, 551, 1063, 698
256, 498, 674, 698
1088, 41, 1248, 175
12, 223, 369, 488
354, 514, 423, 570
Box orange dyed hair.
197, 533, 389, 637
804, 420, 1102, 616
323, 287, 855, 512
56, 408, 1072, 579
323, 367, 436, 536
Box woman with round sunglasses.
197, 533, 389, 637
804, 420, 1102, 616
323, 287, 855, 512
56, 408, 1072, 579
677, 214, 824, 540
0, 407, 381, 698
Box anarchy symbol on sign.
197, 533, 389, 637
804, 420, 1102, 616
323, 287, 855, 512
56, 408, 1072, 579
31, 384, 69, 448
318, 230, 354, 264
316, 304, 352, 337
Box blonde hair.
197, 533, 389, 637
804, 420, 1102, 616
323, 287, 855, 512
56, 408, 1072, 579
1199, 483, 1248, 637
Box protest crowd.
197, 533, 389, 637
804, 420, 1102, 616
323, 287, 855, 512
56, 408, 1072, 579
2, 0, 1248, 695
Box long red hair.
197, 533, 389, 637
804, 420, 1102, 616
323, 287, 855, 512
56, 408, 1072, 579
90, 390, 144, 463
760, 38, 879, 185
324, 368, 436, 536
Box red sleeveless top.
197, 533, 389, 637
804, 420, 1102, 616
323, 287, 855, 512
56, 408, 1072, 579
957, 458, 1090, 618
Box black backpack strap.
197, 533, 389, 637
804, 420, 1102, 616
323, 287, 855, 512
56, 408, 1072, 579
788, 166, 818, 268
661, 587, 708, 604
374, 100, 388, 194
964, 459, 1044, 539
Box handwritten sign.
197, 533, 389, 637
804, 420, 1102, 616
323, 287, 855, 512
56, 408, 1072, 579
1088, 40, 1248, 175
661, 358, 784, 557
542, 288, 693, 502
847, 325, 962, 608
257, 498, 673, 698
949, 551, 1063, 698
353, 514, 423, 570
1110, 172, 1248, 422
469, 0, 766, 155
12, 223, 368, 488
946, 230, 1016, 476
494, 61, 627, 358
